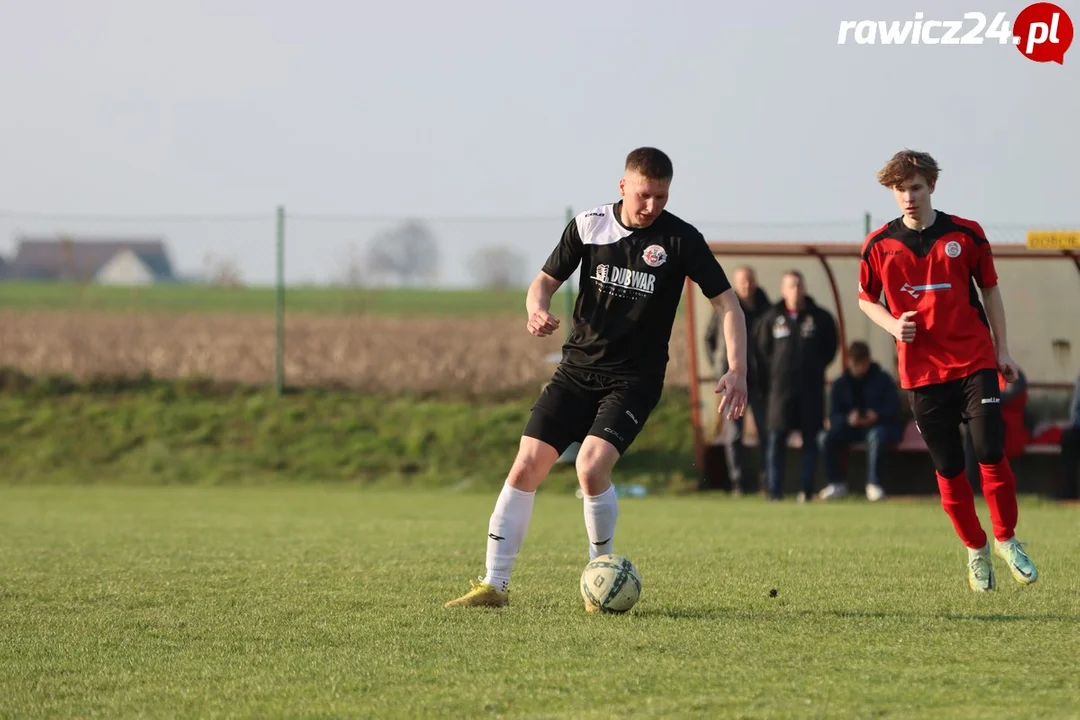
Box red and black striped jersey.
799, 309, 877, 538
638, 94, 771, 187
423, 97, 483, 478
858, 212, 999, 390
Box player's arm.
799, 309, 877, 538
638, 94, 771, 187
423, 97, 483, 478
980, 285, 1009, 356
684, 232, 744, 375
857, 245, 916, 342
683, 232, 747, 417
528, 216, 583, 338
969, 225, 1019, 380
708, 289, 747, 378
858, 298, 902, 338
708, 288, 749, 418
525, 272, 563, 337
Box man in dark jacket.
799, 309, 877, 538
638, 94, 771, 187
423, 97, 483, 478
1059, 375, 1080, 500
704, 265, 770, 493
817, 341, 901, 502
754, 270, 838, 501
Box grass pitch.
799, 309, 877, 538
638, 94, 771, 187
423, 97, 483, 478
1, 487, 1077, 718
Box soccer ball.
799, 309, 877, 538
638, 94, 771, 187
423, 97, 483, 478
580, 554, 642, 613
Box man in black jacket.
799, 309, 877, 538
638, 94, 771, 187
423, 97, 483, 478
705, 265, 770, 493
754, 270, 839, 501
1059, 375, 1080, 500
817, 341, 902, 502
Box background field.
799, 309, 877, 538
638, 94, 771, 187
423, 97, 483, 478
0, 281, 533, 316
0, 283, 696, 394
1, 487, 1077, 718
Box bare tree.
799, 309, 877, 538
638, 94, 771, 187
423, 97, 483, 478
470, 245, 527, 289
202, 252, 244, 288
366, 219, 440, 286
332, 243, 366, 287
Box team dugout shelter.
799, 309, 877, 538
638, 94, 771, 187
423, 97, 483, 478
685, 240, 1080, 497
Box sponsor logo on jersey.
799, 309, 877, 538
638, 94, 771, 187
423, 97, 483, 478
592, 264, 656, 296
981, 397, 1001, 404
900, 282, 952, 298
642, 245, 667, 267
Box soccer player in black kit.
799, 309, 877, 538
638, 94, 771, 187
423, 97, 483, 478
446, 148, 749, 609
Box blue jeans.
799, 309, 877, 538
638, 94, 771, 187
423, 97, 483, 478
723, 390, 767, 488
766, 427, 820, 499
819, 423, 901, 489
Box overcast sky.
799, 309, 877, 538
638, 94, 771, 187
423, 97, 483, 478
1, 0, 1077, 287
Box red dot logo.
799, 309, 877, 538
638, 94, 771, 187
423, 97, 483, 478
1013, 2, 1074, 64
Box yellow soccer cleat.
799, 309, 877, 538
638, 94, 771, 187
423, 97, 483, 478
444, 579, 509, 608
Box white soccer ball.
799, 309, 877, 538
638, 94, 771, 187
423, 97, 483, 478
580, 554, 642, 613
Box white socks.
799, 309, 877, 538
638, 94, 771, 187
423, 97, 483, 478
480, 482, 619, 592
482, 482, 535, 593
583, 485, 618, 560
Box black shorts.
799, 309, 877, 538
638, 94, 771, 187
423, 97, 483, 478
522, 366, 664, 456
908, 369, 1003, 471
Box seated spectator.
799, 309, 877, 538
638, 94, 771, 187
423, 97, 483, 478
963, 368, 1030, 491
817, 341, 901, 502
1059, 375, 1080, 500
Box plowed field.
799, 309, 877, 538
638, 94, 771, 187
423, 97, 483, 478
0, 311, 693, 394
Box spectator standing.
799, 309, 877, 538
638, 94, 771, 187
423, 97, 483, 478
754, 270, 839, 502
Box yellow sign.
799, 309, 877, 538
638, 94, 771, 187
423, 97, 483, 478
1026, 231, 1080, 250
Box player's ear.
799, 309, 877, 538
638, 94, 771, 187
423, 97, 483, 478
618, 176, 626, 197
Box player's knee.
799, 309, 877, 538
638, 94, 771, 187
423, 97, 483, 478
932, 442, 967, 479
973, 439, 1003, 465
969, 415, 1004, 465
575, 446, 616, 494
507, 443, 557, 489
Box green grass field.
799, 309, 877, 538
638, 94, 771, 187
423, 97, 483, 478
1, 487, 1076, 718
0, 281, 555, 317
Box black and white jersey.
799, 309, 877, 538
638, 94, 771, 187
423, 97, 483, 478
542, 200, 731, 381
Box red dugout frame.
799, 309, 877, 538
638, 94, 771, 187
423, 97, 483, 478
684, 242, 1080, 473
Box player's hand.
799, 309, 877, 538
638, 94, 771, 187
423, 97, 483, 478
998, 351, 1019, 383
847, 409, 862, 427
715, 371, 748, 420
892, 311, 918, 343
864, 410, 879, 426
527, 309, 560, 337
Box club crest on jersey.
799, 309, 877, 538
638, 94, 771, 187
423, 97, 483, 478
642, 245, 667, 268
944, 240, 962, 258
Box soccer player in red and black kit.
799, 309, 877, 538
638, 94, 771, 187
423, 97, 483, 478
445, 147, 750, 609
858, 149, 1038, 592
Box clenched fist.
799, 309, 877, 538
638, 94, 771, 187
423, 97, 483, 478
527, 309, 561, 337
892, 311, 917, 343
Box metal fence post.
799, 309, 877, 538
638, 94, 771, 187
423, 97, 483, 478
275, 205, 285, 395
